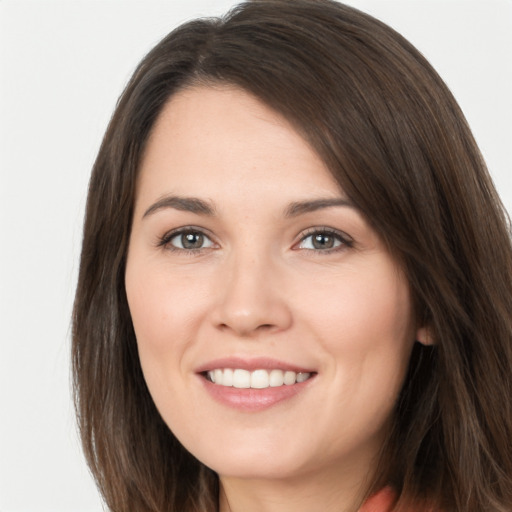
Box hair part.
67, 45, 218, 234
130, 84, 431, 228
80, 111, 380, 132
73, 1, 512, 510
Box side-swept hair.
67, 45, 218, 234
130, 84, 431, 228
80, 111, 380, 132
72, 1, 512, 510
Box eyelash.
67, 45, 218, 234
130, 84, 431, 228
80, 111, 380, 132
295, 227, 353, 253
157, 226, 353, 254
157, 227, 216, 255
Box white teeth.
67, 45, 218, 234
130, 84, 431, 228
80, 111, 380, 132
251, 369, 269, 389
206, 368, 312, 388
233, 369, 251, 388
283, 371, 296, 385
269, 369, 284, 387
223, 368, 234, 386
296, 372, 309, 383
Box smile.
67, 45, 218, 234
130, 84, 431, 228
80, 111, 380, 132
206, 368, 312, 389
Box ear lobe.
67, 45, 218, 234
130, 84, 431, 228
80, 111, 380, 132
416, 326, 435, 346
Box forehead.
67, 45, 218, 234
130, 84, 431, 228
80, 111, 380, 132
136, 85, 342, 207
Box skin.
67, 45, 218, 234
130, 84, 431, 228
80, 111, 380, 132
125, 85, 426, 512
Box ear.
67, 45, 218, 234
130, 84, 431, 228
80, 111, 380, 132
415, 326, 435, 346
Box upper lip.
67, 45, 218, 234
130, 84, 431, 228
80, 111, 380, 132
195, 357, 315, 374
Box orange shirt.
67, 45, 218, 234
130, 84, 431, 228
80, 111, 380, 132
359, 487, 396, 512
359, 487, 436, 512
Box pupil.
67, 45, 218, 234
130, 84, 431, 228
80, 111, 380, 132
182, 232, 203, 249
313, 233, 334, 249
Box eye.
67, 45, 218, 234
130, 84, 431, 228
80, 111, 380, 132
159, 228, 214, 251
296, 228, 352, 251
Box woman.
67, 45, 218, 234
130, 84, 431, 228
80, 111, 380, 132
72, 1, 512, 510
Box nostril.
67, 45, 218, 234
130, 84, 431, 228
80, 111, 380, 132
212, 295, 293, 336
216, 321, 278, 336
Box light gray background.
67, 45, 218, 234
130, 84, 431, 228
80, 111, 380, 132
1, 1, 511, 511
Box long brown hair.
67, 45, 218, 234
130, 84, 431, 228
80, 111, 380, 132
72, 1, 512, 510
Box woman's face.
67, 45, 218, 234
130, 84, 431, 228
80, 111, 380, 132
125, 85, 419, 484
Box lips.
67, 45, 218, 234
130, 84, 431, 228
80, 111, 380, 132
196, 358, 316, 411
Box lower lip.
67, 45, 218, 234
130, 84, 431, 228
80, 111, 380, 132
200, 376, 314, 411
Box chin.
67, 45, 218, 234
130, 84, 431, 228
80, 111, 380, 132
180, 433, 311, 480
208, 455, 309, 481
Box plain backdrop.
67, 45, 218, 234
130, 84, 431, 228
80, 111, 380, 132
1, 1, 511, 511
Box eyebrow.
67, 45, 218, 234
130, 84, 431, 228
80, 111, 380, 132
143, 195, 216, 218
284, 198, 356, 217
142, 195, 355, 219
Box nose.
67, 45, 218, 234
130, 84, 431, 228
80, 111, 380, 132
211, 251, 293, 338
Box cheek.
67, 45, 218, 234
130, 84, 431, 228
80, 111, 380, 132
125, 258, 205, 422
300, 268, 414, 453
125, 258, 209, 355
125, 270, 172, 403
300, 261, 415, 405
314, 262, 413, 348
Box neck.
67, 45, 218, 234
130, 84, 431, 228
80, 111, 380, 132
218, 461, 375, 512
